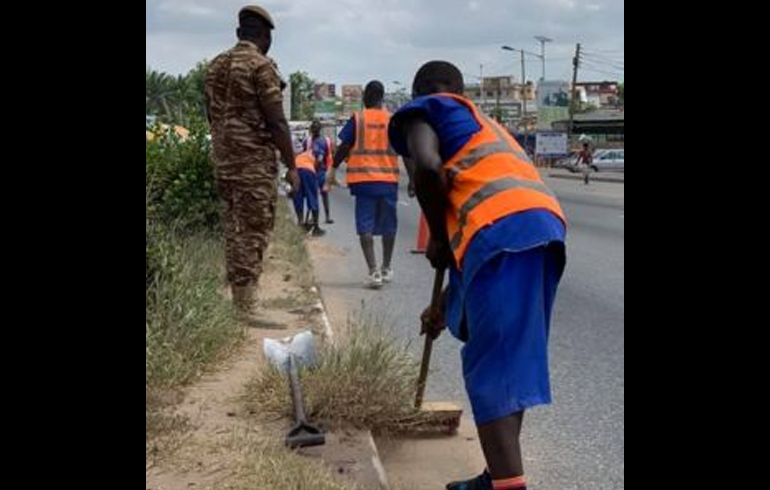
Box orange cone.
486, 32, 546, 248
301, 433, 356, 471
412, 213, 431, 254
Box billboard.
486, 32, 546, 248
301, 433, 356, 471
536, 131, 568, 157
314, 83, 336, 101
537, 81, 571, 130
314, 99, 338, 121
342, 85, 363, 118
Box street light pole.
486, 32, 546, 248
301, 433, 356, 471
502, 46, 531, 124
534, 36, 553, 81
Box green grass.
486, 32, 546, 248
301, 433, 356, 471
146, 228, 240, 445
146, 231, 240, 389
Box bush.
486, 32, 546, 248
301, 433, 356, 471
146, 124, 238, 429
146, 118, 220, 232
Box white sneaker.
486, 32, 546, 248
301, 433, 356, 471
368, 271, 384, 289
381, 268, 394, 283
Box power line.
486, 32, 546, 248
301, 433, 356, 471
582, 62, 625, 75
581, 64, 624, 76
582, 54, 624, 66
582, 51, 625, 63
588, 48, 625, 55
581, 58, 624, 72
580, 65, 624, 79
581, 55, 625, 71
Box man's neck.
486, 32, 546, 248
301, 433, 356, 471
238, 38, 263, 53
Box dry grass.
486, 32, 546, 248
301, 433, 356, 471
217, 432, 365, 490
246, 313, 425, 432
268, 199, 316, 292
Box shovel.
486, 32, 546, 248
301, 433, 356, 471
263, 332, 326, 449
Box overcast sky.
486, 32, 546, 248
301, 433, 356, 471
146, 0, 624, 90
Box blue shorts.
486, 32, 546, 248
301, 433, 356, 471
355, 193, 398, 237
457, 244, 565, 425
293, 168, 319, 216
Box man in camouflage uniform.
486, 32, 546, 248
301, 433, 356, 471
205, 5, 299, 313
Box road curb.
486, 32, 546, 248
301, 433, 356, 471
307, 278, 391, 489
548, 173, 625, 184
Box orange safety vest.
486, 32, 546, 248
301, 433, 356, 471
296, 150, 316, 173
439, 93, 566, 267
347, 109, 400, 185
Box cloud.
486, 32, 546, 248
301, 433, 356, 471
146, 0, 624, 84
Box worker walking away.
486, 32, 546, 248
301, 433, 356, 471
307, 120, 335, 224
330, 81, 400, 289
293, 144, 326, 237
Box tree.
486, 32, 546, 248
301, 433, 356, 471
290, 71, 316, 121
146, 63, 209, 126
618, 83, 625, 106
146, 69, 176, 121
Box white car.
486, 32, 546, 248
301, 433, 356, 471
592, 149, 625, 173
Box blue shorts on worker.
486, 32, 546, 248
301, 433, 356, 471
389, 95, 567, 425
293, 168, 319, 218
446, 212, 566, 424
352, 183, 399, 236
339, 117, 400, 237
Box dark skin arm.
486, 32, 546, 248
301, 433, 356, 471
404, 116, 455, 340
404, 116, 453, 270
260, 98, 299, 191
333, 141, 352, 169
328, 138, 352, 188
403, 157, 417, 198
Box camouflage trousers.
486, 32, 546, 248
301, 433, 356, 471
215, 156, 279, 288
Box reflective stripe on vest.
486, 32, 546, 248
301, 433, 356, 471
438, 93, 566, 267
347, 109, 400, 184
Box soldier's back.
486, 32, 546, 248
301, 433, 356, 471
206, 41, 279, 163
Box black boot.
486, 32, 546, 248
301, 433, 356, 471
311, 211, 326, 237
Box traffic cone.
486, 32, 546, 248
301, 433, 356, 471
412, 213, 431, 254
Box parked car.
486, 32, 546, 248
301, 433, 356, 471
591, 149, 625, 173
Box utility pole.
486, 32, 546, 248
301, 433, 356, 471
569, 43, 582, 138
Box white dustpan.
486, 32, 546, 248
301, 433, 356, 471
263, 331, 318, 373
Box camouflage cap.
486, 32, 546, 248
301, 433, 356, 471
239, 5, 275, 29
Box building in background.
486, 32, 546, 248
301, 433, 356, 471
575, 81, 621, 109
464, 75, 536, 128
